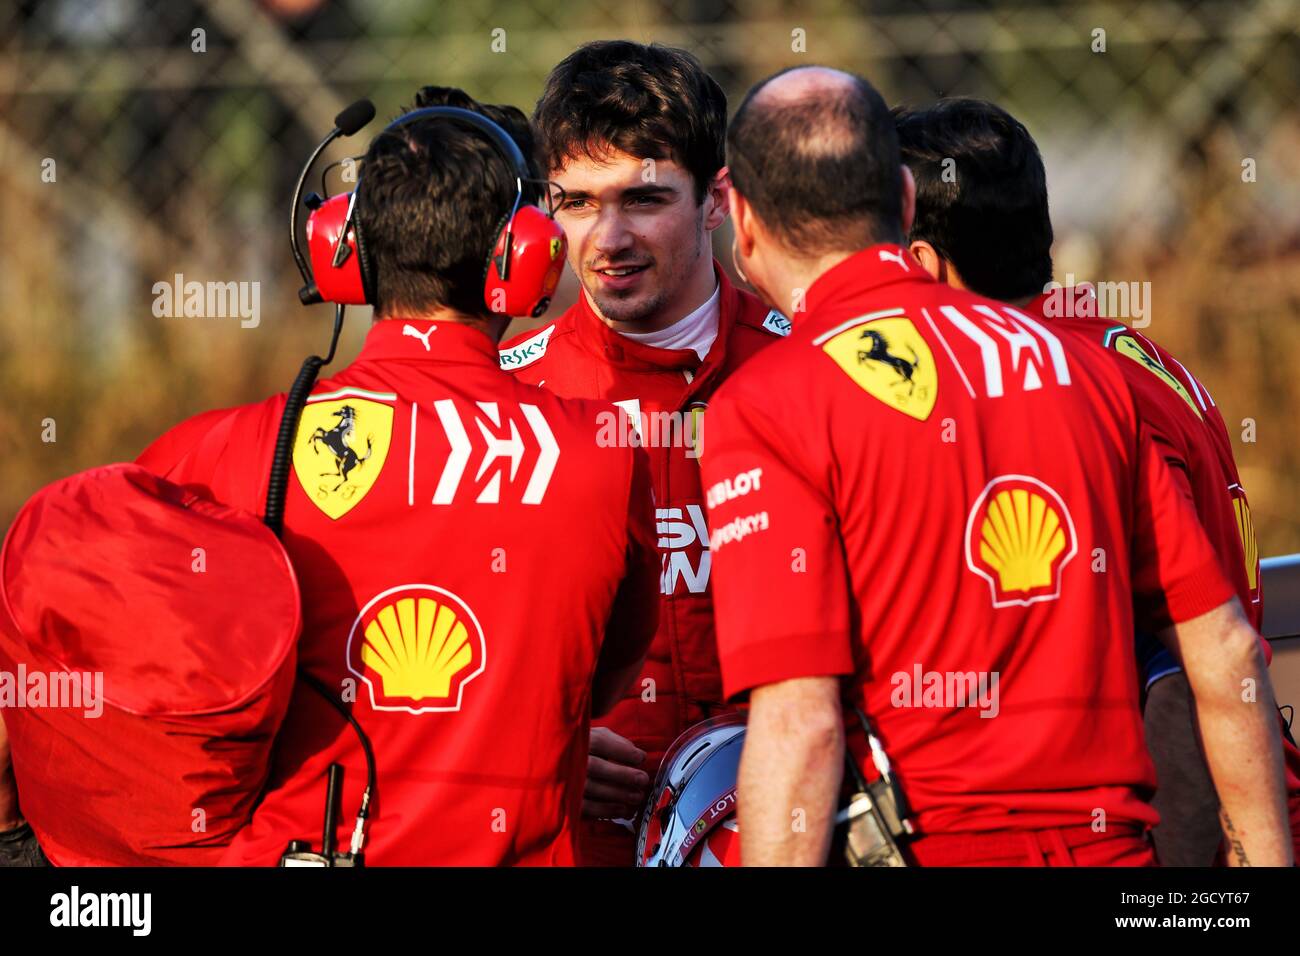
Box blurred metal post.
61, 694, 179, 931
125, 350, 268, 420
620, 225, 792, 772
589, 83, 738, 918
1262, 554, 1300, 640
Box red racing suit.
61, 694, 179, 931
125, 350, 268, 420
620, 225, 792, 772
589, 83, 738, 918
498, 264, 785, 864
137, 319, 659, 866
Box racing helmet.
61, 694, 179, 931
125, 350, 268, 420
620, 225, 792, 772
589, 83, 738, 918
636, 713, 745, 867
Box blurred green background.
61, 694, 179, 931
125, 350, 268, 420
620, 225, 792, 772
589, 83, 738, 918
2, 0, 1298, 553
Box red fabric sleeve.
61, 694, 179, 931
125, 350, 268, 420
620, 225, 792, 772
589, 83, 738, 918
135, 398, 285, 516
598, 445, 660, 669
1144, 422, 1199, 514
1131, 421, 1235, 630
701, 388, 853, 700
135, 406, 241, 478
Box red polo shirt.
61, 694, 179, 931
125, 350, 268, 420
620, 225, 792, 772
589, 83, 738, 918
137, 318, 659, 865
1025, 294, 1261, 631
1024, 292, 1298, 849
702, 245, 1233, 835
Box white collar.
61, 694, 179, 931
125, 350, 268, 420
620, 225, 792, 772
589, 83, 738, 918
617, 283, 721, 360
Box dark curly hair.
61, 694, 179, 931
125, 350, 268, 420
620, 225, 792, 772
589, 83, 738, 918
356, 87, 532, 319
532, 40, 727, 202
408, 85, 538, 178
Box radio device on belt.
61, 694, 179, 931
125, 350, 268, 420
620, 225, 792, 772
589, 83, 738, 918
836, 706, 915, 867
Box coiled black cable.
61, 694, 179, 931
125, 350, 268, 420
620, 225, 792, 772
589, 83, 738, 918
263, 304, 344, 537
261, 303, 377, 853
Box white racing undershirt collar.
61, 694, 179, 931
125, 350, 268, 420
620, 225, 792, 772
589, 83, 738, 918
617, 282, 721, 360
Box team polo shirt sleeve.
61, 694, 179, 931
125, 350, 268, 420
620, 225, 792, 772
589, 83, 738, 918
1133, 422, 1197, 688
702, 384, 854, 701
135, 399, 282, 514
135, 406, 240, 481
600, 444, 661, 669
1130, 420, 1235, 632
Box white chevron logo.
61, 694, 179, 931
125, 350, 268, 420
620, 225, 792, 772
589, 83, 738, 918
430, 400, 558, 505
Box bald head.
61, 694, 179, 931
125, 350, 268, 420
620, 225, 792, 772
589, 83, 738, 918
750, 65, 859, 107
727, 65, 903, 256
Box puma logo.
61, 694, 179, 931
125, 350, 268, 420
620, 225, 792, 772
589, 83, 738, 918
878, 249, 910, 272
402, 323, 435, 351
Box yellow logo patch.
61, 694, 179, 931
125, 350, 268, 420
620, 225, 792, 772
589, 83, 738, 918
549, 237, 563, 260
687, 401, 706, 460
821, 317, 936, 421
1232, 490, 1259, 593
293, 392, 393, 519
965, 476, 1077, 607
1111, 334, 1202, 420
346, 584, 486, 714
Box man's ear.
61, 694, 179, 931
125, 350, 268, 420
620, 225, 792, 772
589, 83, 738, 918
729, 186, 756, 256
704, 167, 731, 232
908, 240, 947, 283
900, 164, 917, 238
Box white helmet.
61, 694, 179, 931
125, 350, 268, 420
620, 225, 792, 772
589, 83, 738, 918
635, 713, 745, 867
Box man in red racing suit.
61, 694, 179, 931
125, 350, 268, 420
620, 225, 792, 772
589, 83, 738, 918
499, 40, 786, 864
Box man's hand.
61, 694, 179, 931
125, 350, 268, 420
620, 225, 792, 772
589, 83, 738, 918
583, 727, 650, 820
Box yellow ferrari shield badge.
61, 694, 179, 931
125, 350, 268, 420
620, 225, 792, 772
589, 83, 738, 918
1110, 333, 1202, 420
293, 390, 394, 519
821, 316, 937, 421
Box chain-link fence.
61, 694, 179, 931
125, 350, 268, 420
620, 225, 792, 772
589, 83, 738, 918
2, 0, 1298, 550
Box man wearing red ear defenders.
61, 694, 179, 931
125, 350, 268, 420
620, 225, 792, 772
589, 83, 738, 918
134, 91, 661, 865
498, 41, 787, 866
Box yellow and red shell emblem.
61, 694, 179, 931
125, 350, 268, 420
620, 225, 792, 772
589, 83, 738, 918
965, 476, 1077, 607
346, 584, 486, 714
1229, 483, 1259, 597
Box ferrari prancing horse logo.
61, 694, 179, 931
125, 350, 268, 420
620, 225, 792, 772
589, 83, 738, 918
293, 389, 394, 519
821, 316, 937, 421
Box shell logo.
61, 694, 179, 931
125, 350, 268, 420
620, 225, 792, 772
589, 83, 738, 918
1230, 485, 1259, 594
965, 476, 1077, 607
346, 584, 486, 714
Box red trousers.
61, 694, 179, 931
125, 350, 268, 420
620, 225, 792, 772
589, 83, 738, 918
903, 824, 1157, 867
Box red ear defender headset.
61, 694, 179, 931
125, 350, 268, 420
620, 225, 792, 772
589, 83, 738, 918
301, 106, 567, 319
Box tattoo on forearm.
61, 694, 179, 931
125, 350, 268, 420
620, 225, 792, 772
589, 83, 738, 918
1219, 808, 1251, 866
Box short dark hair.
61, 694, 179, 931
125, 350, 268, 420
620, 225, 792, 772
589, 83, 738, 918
894, 98, 1054, 302
357, 89, 531, 318
409, 86, 538, 177
533, 40, 726, 202
727, 67, 903, 256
